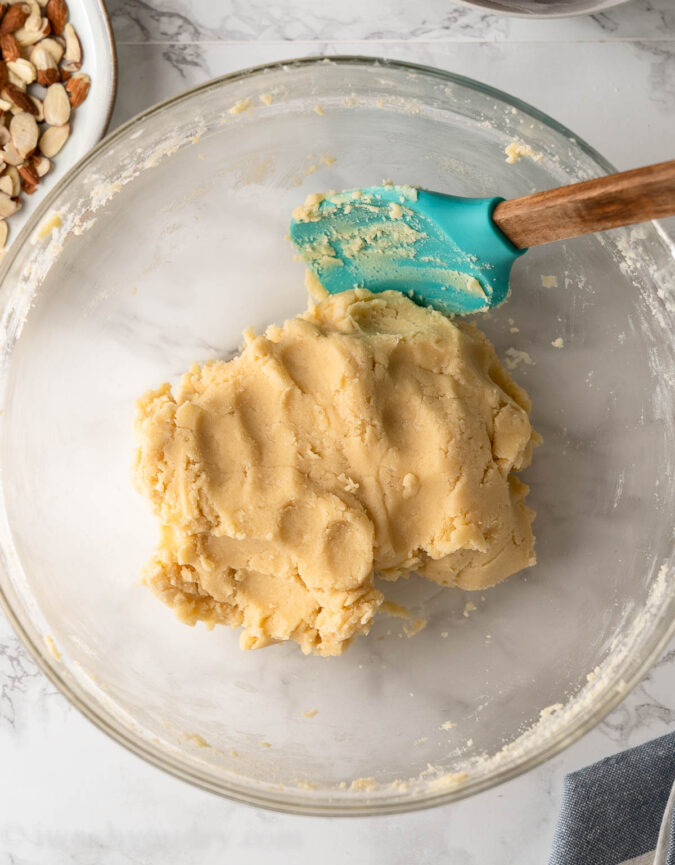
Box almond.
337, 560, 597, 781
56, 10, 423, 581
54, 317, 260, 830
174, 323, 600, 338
0, 3, 29, 34
2, 81, 36, 113
0, 58, 8, 91
28, 92, 42, 119
60, 19, 78, 70
36, 118, 66, 156
0, 190, 20, 217
0, 32, 19, 60
0, 174, 12, 195
17, 158, 37, 183
30, 42, 56, 85
10, 109, 36, 155
24, 0, 39, 31
7, 56, 35, 84
0, 217, 7, 248
64, 69, 87, 106
5, 162, 19, 194
42, 79, 67, 123
29, 150, 47, 174
33, 34, 61, 62
6, 65, 23, 89
0, 125, 9, 146
45, 0, 64, 35
1, 138, 21, 163
13, 17, 48, 45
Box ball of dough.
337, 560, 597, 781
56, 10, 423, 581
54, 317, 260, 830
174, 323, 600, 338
134, 289, 540, 656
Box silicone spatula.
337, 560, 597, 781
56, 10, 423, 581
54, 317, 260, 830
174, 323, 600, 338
289, 160, 675, 315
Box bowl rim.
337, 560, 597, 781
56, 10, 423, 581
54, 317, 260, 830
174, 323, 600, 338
0, 54, 673, 817
452, 0, 631, 19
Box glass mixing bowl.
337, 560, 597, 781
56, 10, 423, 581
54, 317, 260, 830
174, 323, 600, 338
0, 57, 673, 816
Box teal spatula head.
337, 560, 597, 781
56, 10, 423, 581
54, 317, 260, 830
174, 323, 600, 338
289, 185, 525, 315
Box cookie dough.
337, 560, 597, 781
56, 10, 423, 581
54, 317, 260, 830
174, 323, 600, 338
134, 289, 539, 656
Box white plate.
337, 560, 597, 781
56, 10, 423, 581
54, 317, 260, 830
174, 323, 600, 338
4, 0, 116, 250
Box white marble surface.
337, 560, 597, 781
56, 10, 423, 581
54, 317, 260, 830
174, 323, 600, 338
1, 0, 674, 862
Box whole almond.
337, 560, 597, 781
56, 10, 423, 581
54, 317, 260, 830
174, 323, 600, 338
64, 69, 87, 106
0, 218, 7, 248
2, 81, 36, 113
45, 0, 64, 35
10, 109, 36, 155
17, 158, 37, 183
0, 32, 19, 61
37, 119, 67, 156
7, 56, 35, 84
42, 79, 68, 124
0, 3, 29, 34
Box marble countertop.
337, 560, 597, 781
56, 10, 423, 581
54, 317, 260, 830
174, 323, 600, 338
1, 1, 673, 862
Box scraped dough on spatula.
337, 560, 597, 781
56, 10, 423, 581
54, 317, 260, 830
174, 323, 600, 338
134, 288, 540, 656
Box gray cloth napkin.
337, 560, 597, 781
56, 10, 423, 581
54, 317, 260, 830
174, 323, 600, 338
549, 731, 675, 865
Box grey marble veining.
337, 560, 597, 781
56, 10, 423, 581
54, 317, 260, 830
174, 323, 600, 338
1, 0, 674, 863
106, 0, 675, 44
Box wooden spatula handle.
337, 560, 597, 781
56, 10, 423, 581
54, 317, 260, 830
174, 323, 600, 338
492, 159, 675, 249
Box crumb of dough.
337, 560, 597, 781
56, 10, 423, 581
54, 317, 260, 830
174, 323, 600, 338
314, 104, 325, 115
36, 211, 62, 240
259, 92, 274, 106
551, 337, 564, 348
441, 631, 449, 638
302, 709, 318, 718
463, 601, 477, 618
540, 703, 563, 719
261, 741, 272, 748
441, 721, 455, 730
541, 274, 558, 288
404, 618, 428, 638
414, 737, 428, 745
351, 777, 378, 792
228, 98, 252, 115
381, 600, 410, 619
504, 347, 534, 371
505, 141, 543, 164
427, 771, 469, 791
134, 289, 539, 657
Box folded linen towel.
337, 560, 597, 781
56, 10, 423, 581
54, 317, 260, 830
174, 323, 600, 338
549, 731, 675, 865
